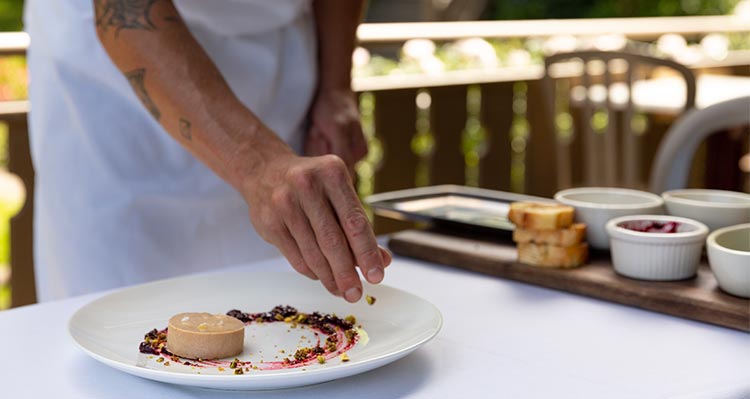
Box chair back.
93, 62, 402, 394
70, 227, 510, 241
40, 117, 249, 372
650, 96, 750, 193
539, 50, 697, 190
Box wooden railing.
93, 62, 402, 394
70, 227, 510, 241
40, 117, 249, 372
1, 15, 749, 306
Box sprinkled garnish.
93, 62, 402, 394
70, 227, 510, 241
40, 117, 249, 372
366, 295, 376, 305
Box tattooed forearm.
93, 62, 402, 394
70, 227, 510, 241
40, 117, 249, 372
179, 118, 192, 140
94, 0, 160, 36
125, 68, 161, 120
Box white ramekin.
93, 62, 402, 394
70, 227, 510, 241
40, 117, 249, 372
707, 223, 750, 298
555, 187, 664, 249
606, 215, 709, 281
662, 189, 750, 232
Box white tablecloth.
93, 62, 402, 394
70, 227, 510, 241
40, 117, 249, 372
1, 254, 748, 398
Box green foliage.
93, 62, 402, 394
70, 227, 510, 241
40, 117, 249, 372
487, 0, 741, 19
0, 0, 24, 32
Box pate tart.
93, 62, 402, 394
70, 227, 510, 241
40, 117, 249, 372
167, 312, 245, 360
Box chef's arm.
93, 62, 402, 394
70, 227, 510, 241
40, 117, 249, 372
305, 0, 368, 169
313, 0, 364, 92
93, 0, 389, 303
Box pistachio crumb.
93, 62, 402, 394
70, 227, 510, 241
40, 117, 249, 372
156, 357, 164, 363
234, 368, 244, 375
218, 367, 225, 372
340, 353, 350, 362
345, 315, 356, 324
366, 295, 376, 305
163, 361, 170, 366
317, 355, 326, 364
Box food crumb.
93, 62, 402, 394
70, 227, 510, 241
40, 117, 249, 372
156, 357, 164, 363
365, 295, 376, 305
164, 361, 170, 366
218, 367, 225, 372
340, 353, 350, 362
317, 355, 326, 364
234, 368, 244, 375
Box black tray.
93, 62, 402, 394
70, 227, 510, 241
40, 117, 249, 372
365, 185, 551, 233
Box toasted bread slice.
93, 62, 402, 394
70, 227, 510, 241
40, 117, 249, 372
513, 223, 586, 247
517, 242, 588, 268
508, 202, 574, 230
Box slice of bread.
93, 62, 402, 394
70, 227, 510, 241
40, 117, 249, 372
517, 242, 588, 268
513, 223, 587, 247
508, 202, 574, 230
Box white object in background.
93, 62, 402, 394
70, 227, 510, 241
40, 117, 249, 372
554, 187, 664, 249
649, 96, 750, 193
68, 271, 442, 390
606, 215, 709, 281
662, 189, 750, 232
707, 223, 750, 298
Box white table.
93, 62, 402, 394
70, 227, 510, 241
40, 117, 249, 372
1, 254, 748, 398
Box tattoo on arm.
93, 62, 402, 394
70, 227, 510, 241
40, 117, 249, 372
179, 118, 192, 140
125, 68, 161, 120
94, 0, 160, 36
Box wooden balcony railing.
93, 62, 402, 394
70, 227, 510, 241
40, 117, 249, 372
1, 15, 749, 307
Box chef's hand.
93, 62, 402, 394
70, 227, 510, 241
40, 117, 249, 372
243, 151, 391, 302
305, 89, 368, 173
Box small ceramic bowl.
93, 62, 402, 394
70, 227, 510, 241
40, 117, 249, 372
662, 189, 750, 232
707, 223, 750, 298
606, 215, 708, 281
554, 187, 664, 249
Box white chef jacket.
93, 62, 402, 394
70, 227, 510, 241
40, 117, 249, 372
24, 0, 317, 301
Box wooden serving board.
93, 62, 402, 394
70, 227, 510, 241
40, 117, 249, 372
389, 229, 750, 332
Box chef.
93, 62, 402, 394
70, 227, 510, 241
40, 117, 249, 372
24, 0, 390, 302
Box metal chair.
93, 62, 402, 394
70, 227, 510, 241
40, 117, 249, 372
540, 50, 697, 190
649, 96, 750, 194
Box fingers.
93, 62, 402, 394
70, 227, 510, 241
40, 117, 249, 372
293, 165, 363, 303
281, 197, 340, 296
269, 224, 317, 281
319, 156, 385, 287
349, 121, 368, 165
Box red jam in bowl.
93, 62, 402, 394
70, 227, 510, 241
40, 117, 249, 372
619, 220, 681, 233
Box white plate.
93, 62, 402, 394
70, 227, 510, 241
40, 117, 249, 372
69, 271, 442, 390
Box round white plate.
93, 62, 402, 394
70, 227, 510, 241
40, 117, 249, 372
69, 271, 442, 390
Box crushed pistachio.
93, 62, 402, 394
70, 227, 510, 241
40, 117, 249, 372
317, 355, 326, 364
274, 314, 284, 321
340, 353, 350, 362
234, 368, 244, 375
294, 347, 312, 361
345, 329, 358, 341
366, 295, 376, 305
218, 367, 225, 372
284, 316, 294, 323
163, 361, 170, 366
345, 315, 356, 324
156, 357, 164, 363
229, 359, 239, 369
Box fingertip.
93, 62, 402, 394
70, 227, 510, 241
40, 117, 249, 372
379, 246, 393, 268
365, 267, 384, 284
344, 286, 362, 303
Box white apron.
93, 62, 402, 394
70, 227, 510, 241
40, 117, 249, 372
24, 0, 317, 301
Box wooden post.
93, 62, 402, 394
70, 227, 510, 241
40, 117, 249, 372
372, 89, 419, 234
478, 82, 513, 191
6, 106, 36, 307
429, 85, 467, 186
